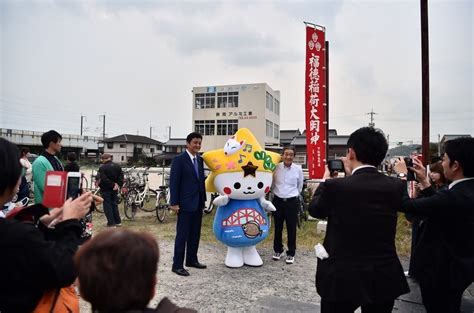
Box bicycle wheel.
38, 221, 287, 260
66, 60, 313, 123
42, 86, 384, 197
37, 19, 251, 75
117, 190, 123, 204
124, 189, 138, 220
93, 189, 104, 214
141, 189, 158, 212
203, 194, 218, 214
203, 200, 217, 214
155, 191, 167, 223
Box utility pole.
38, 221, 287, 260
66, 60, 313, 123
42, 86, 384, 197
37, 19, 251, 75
150, 126, 152, 139
167, 126, 172, 139
80, 115, 86, 136
99, 114, 106, 140
367, 109, 377, 127
421, 0, 430, 165
438, 134, 441, 156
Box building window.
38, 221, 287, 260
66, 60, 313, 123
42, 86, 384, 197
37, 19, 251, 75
195, 93, 216, 109
136, 148, 143, 154
217, 92, 239, 108
150, 148, 155, 153
274, 124, 279, 139
266, 92, 273, 111
119, 144, 125, 148
121, 156, 124, 161
107, 142, 114, 149
266, 120, 274, 137
294, 153, 306, 166
217, 119, 238, 136
274, 98, 280, 115
195, 120, 215, 136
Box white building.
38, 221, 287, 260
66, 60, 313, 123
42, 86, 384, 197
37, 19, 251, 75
192, 83, 281, 152
102, 134, 163, 164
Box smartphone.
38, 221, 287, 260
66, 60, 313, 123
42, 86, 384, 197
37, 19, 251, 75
404, 157, 416, 181
328, 159, 345, 172
66, 172, 82, 200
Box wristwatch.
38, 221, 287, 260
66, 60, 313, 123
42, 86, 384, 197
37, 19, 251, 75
397, 173, 407, 178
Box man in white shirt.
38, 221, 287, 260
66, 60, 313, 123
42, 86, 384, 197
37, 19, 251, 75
271, 146, 304, 264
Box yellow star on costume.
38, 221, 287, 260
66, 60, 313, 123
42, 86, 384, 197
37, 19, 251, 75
203, 128, 281, 193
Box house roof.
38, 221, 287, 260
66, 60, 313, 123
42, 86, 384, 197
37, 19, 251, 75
290, 134, 349, 146
441, 134, 471, 143
102, 134, 163, 145
329, 135, 350, 145
164, 138, 187, 146
280, 129, 301, 141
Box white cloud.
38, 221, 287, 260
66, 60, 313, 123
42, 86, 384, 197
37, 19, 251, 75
1, 0, 472, 145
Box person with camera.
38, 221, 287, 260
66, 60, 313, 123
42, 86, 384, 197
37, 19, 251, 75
0, 138, 93, 313
271, 146, 304, 264
403, 158, 448, 279
98, 153, 124, 227
396, 137, 474, 313
309, 127, 409, 313
75, 229, 196, 313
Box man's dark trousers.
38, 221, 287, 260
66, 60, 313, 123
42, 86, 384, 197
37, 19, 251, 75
173, 209, 203, 269
321, 299, 394, 313
102, 190, 121, 226
273, 197, 298, 256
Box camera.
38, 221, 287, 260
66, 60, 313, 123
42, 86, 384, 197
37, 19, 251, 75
328, 159, 344, 172
403, 157, 416, 181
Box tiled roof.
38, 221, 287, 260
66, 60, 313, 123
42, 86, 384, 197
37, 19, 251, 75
102, 134, 163, 145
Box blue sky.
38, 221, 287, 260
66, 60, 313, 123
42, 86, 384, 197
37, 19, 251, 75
1, 0, 472, 145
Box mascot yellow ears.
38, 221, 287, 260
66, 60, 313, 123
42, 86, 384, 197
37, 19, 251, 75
203, 128, 280, 267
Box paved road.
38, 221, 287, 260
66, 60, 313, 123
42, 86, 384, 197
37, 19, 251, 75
255, 275, 474, 313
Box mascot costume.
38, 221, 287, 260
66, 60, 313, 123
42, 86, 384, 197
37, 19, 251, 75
203, 128, 280, 268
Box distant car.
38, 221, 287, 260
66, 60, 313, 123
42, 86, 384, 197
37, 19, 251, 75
27, 153, 38, 164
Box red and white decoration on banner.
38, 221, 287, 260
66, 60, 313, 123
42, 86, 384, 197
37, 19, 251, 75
305, 25, 327, 179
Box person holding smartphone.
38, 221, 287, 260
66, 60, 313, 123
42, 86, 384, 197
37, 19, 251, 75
0, 137, 93, 312
396, 138, 474, 313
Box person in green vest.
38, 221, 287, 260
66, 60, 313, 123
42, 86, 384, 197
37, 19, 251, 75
32, 130, 64, 204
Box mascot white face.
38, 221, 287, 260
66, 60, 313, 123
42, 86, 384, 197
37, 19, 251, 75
214, 171, 272, 200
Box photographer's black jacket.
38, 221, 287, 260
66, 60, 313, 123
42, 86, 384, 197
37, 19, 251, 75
0, 218, 82, 313
98, 161, 124, 191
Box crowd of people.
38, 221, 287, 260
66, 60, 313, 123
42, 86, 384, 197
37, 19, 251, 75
0, 127, 473, 313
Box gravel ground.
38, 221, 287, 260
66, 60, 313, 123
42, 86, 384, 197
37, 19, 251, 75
80, 240, 321, 312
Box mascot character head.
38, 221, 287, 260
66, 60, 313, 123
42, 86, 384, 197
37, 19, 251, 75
203, 128, 281, 200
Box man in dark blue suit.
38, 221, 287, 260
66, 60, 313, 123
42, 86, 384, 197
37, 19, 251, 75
170, 132, 207, 276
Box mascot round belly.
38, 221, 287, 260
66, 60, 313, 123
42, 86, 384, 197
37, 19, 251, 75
203, 128, 280, 268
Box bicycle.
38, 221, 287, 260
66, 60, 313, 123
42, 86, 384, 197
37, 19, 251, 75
123, 168, 157, 220
203, 192, 219, 214
155, 185, 171, 222
81, 173, 104, 214
297, 180, 311, 229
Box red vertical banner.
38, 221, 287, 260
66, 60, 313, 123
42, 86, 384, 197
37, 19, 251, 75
305, 25, 327, 179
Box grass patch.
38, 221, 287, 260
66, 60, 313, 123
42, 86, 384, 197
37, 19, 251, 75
92, 202, 411, 257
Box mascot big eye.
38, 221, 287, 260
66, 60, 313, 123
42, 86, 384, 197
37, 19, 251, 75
203, 128, 280, 268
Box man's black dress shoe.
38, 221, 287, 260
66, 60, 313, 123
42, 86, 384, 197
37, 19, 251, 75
185, 262, 207, 269
172, 268, 190, 276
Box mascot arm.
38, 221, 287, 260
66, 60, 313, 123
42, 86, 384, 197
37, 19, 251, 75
259, 197, 276, 212
212, 195, 230, 206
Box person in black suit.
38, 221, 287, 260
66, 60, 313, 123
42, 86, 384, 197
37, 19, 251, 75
396, 137, 474, 313
170, 132, 207, 276
309, 127, 409, 313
